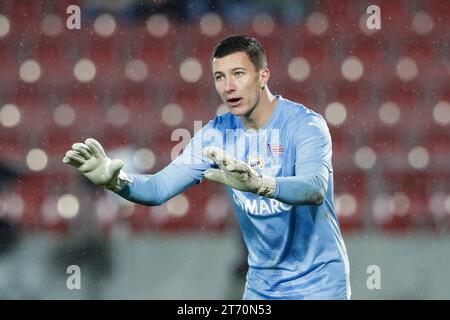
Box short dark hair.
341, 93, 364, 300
211, 35, 267, 71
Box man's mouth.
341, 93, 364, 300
227, 97, 243, 107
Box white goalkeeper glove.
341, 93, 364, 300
203, 146, 276, 197
62, 138, 132, 192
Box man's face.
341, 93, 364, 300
212, 52, 268, 116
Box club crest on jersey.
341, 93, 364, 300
268, 144, 284, 154
248, 156, 265, 169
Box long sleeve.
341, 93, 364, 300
115, 119, 218, 206
116, 163, 199, 206
272, 113, 332, 206
273, 162, 329, 206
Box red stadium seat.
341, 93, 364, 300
13, 84, 52, 140
85, 35, 126, 86
369, 124, 406, 155
334, 171, 367, 231
177, 23, 230, 60
338, 34, 396, 83
198, 183, 232, 231
325, 81, 374, 134
372, 192, 415, 233
0, 37, 20, 84
280, 78, 321, 111
114, 81, 157, 128
328, 81, 365, 111
375, 170, 432, 231
127, 204, 153, 232
64, 85, 106, 132
33, 35, 73, 86
130, 26, 180, 82
2, 1, 43, 36
329, 126, 354, 158
379, 82, 424, 121
171, 84, 212, 122
44, 123, 82, 155
289, 35, 333, 71
397, 36, 441, 84
44, 0, 84, 19
318, 0, 365, 39
13, 173, 45, 230
422, 0, 450, 32
377, 0, 413, 38
0, 126, 26, 163
422, 126, 450, 155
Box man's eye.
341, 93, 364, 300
215, 75, 224, 81
235, 72, 244, 77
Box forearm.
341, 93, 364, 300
273, 168, 328, 206
116, 164, 198, 206
272, 161, 329, 206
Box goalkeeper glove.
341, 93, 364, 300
62, 138, 132, 192
203, 146, 276, 197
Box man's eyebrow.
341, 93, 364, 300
231, 67, 246, 71
213, 67, 247, 75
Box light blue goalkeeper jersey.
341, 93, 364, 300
172, 96, 351, 300
119, 95, 351, 299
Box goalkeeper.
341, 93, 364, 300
63, 35, 351, 300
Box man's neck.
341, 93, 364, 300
242, 90, 277, 130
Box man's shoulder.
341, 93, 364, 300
279, 96, 326, 126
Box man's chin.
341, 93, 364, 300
227, 105, 247, 116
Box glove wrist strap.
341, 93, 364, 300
256, 175, 276, 197
105, 171, 132, 192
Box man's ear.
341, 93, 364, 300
260, 68, 270, 89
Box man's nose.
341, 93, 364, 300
224, 77, 236, 93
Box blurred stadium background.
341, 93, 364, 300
1, 0, 450, 299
